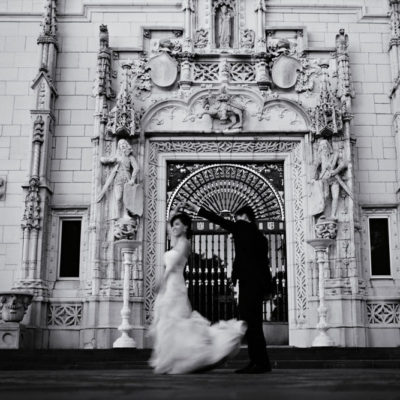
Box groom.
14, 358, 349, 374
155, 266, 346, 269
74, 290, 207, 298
185, 201, 272, 374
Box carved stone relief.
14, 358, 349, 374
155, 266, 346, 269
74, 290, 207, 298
198, 86, 244, 131
47, 303, 83, 327
240, 29, 255, 49
194, 28, 208, 48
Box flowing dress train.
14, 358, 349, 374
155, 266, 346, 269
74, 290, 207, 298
149, 248, 246, 374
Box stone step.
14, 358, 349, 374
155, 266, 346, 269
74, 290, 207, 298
2, 348, 400, 370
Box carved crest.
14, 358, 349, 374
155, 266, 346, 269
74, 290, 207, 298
271, 55, 301, 89
148, 51, 178, 88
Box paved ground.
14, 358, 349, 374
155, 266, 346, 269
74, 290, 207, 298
0, 369, 399, 400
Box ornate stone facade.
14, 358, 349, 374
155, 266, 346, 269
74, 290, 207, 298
0, 0, 398, 349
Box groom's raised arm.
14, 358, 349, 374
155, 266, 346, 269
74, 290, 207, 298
185, 201, 237, 233
197, 207, 237, 234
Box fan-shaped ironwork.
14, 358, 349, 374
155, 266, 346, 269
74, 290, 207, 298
167, 163, 284, 221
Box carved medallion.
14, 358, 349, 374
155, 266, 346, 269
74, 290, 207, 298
271, 55, 301, 89
148, 52, 178, 88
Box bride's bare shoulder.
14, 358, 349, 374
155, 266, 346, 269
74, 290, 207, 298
175, 237, 191, 254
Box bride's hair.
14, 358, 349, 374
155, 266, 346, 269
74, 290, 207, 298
170, 212, 193, 239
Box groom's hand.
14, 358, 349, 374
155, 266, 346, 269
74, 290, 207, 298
185, 201, 200, 214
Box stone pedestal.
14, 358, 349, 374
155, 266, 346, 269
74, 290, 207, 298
307, 239, 335, 347
0, 322, 27, 349
0, 291, 34, 349
113, 240, 141, 348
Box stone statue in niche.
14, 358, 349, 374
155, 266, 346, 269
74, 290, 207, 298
198, 86, 244, 132
97, 139, 143, 239
218, 5, 233, 48
310, 139, 351, 221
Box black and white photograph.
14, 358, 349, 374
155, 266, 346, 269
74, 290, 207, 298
0, 0, 399, 399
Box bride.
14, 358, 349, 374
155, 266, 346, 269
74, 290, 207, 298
149, 205, 246, 374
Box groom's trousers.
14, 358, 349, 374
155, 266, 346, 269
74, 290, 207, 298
238, 280, 270, 367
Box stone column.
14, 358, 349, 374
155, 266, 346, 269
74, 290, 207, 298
179, 53, 193, 90
88, 25, 113, 296
182, 0, 194, 52
113, 240, 141, 348
14, 0, 58, 300
255, 0, 267, 52
307, 239, 335, 347
388, 1, 400, 198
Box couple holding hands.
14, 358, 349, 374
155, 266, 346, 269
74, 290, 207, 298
149, 201, 272, 375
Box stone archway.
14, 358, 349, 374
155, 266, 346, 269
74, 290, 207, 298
143, 138, 308, 347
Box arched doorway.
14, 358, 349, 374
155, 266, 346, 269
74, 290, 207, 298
166, 162, 288, 342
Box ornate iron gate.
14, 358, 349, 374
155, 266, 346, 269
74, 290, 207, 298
166, 162, 287, 324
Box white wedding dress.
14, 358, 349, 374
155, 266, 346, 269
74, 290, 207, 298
149, 247, 246, 374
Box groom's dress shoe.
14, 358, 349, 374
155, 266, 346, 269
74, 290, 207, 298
235, 363, 271, 374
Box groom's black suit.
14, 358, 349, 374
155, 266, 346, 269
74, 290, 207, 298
198, 207, 271, 368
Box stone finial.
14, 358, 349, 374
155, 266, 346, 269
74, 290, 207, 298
99, 24, 109, 50
311, 61, 343, 138
335, 29, 354, 115
335, 28, 349, 55
106, 62, 136, 137
95, 25, 113, 99
389, 0, 400, 41
255, 0, 268, 12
